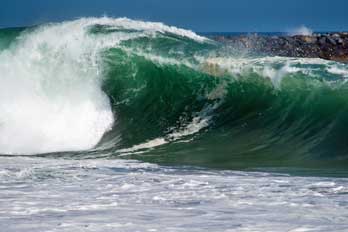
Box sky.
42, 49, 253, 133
1, 0, 347, 32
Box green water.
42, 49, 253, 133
1, 20, 348, 176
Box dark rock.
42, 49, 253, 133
210, 32, 348, 63
319, 37, 327, 46
328, 37, 337, 45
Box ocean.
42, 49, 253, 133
1, 17, 348, 231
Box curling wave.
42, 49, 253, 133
1, 17, 348, 172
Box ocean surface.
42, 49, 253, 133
1, 17, 348, 231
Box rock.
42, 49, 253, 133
328, 37, 337, 45
319, 37, 327, 46
337, 38, 344, 45
301, 36, 316, 43
210, 32, 348, 63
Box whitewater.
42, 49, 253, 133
1, 17, 348, 231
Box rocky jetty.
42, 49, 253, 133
212, 33, 348, 63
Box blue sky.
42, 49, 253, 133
1, 0, 347, 32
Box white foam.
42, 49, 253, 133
201, 56, 348, 88
1, 156, 348, 232
118, 115, 211, 156
99, 17, 207, 42
327, 66, 348, 77
202, 57, 302, 87
118, 102, 220, 155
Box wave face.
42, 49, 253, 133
1, 18, 348, 172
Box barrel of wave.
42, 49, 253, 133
0, 17, 212, 155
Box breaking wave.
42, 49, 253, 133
1, 17, 348, 172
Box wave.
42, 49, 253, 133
1, 17, 348, 171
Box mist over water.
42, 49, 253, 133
288, 25, 313, 36
1, 18, 348, 231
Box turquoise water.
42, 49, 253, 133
1, 18, 348, 231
